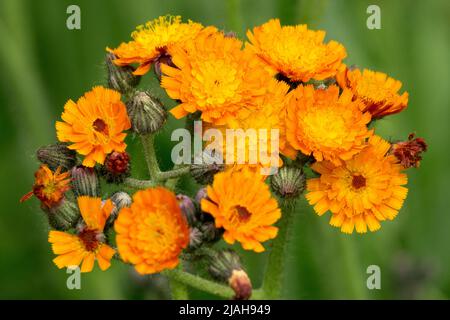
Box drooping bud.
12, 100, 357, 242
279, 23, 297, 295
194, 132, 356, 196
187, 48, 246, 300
176, 194, 198, 227
188, 227, 203, 250
101, 151, 131, 183
271, 166, 305, 199
107, 191, 132, 228
71, 165, 100, 197
208, 249, 252, 300
36, 143, 77, 171
45, 200, 80, 231
391, 133, 428, 169
194, 187, 208, 205
105, 52, 140, 94
126, 91, 167, 134
190, 152, 224, 185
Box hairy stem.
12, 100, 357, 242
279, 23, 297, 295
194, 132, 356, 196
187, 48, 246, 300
123, 177, 156, 189
164, 269, 234, 299
169, 264, 189, 300
260, 200, 297, 299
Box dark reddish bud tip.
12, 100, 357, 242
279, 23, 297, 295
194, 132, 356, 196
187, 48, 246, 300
102, 151, 131, 183
392, 133, 428, 169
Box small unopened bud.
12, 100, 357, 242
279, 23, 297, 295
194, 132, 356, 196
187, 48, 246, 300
200, 221, 223, 243
126, 91, 167, 134
106, 52, 140, 94
194, 187, 208, 205
176, 194, 197, 227
101, 151, 131, 183
271, 166, 305, 199
107, 191, 132, 227
45, 200, 80, 231
188, 227, 203, 250
391, 133, 428, 169
71, 165, 100, 197
190, 152, 224, 185
208, 249, 252, 300
36, 143, 77, 171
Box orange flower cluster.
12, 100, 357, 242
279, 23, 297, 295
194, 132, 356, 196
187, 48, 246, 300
22, 15, 425, 281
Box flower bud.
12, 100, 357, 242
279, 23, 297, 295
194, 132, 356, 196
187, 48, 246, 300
271, 166, 305, 199
45, 200, 80, 231
126, 91, 167, 134
71, 165, 100, 197
190, 152, 224, 185
391, 133, 428, 169
176, 194, 197, 227
107, 191, 132, 228
208, 249, 252, 300
105, 52, 140, 94
194, 187, 208, 205
101, 151, 131, 183
188, 227, 203, 250
200, 221, 223, 243
36, 143, 77, 171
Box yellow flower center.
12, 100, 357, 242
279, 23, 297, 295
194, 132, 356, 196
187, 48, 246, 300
302, 108, 347, 147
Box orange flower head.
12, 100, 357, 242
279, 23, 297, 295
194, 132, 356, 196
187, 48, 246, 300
108, 15, 205, 75
56, 86, 131, 167
161, 30, 274, 126
48, 196, 116, 272
246, 19, 347, 82
306, 135, 408, 234
285, 85, 373, 165
336, 67, 409, 118
201, 168, 281, 252
21, 165, 71, 208
114, 187, 189, 274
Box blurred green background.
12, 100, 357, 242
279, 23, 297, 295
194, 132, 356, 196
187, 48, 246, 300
0, 0, 449, 299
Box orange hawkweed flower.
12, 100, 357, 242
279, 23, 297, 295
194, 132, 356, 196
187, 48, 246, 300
246, 18, 346, 82
21, 165, 71, 208
56, 86, 131, 167
336, 67, 409, 118
201, 168, 281, 252
285, 85, 372, 165
107, 15, 205, 75
48, 196, 116, 272
306, 135, 408, 234
114, 187, 189, 274
160, 30, 274, 126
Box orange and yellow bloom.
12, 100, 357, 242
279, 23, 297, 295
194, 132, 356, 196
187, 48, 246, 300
201, 168, 281, 252
56, 86, 131, 167
48, 196, 116, 272
285, 85, 372, 165
246, 18, 346, 82
336, 67, 409, 118
306, 136, 408, 234
161, 30, 274, 126
21, 165, 71, 208
108, 15, 205, 75
115, 187, 189, 274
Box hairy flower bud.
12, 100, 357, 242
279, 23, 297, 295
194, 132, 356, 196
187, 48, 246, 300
190, 152, 224, 185
71, 165, 100, 197
107, 191, 132, 228
188, 227, 203, 250
106, 52, 140, 94
271, 166, 305, 199
126, 91, 167, 134
176, 194, 197, 227
36, 143, 77, 171
101, 151, 131, 183
194, 187, 208, 205
200, 221, 223, 243
45, 200, 80, 231
208, 249, 252, 300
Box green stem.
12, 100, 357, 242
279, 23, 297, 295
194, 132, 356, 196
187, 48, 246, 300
226, 0, 243, 34
164, 269, 234, 299
339, 235, 367, 299
169, 264, 189, 300
260, 200, 297, 299
123, 177, 155, 189
158, 166, 190, 180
